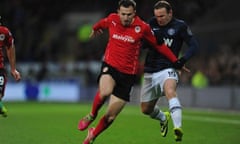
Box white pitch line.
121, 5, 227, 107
122, 111, 240, 125
183, 115, 240, 125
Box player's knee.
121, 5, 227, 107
99, 90, 111, 99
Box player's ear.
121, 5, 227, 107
169, 9, 173, 16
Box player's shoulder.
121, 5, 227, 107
106, 13, 121, 24
0, 26, 10, 33
134, 16, 150, 28
108, 13, 118, 20
172, 18, 188, 27
147, 17, 158, 26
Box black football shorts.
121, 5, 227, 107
98, 62, 136, 101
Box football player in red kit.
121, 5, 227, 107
0, 16, 21, 117
77, 0, 186, 143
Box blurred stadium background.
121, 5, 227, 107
0, 0, 240, 110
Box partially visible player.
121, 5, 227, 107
0, 16, 21, 117
140, 1, 199, 142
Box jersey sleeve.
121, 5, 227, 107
93, 14, 113, 31
180, 23, 199, 60
4, 27, 14, 47
143, 25, 177, 62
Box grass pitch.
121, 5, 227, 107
1, 102, 240, 144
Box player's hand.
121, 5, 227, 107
177, 65, 190, 76
182, 65, 190, 73
89, 29, 103, 38
173, 57, 186, 70
11, 69, 21, 82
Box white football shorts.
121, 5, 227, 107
140, 68, 179, 102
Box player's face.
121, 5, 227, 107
118, 6, 136, 27
154, 8, 172, 26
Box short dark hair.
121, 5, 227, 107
118, 0, 136, 10
154, 0, 172, 13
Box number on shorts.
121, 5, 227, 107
168, 71, 177, 77
0, 76, 4, 86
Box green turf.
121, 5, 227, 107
1, 102, 240, 144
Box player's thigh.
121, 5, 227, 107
163, 79, 177, 99
156, 68, 178, 97
99, 74, 115, 96
0, 73, 7, 98
140, 73, 159, 102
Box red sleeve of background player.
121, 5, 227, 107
143, 25, 177, 62
2, 27, 14, 47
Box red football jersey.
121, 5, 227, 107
0, 26, 14, 68
93, 13, 177, 74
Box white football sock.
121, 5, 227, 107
169, 97, 182, 128
150, 106, 166, 122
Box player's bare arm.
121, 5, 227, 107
6, 44, 21, 81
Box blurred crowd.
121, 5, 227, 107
182, 43, 240, 86
1, 0, 239, 86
